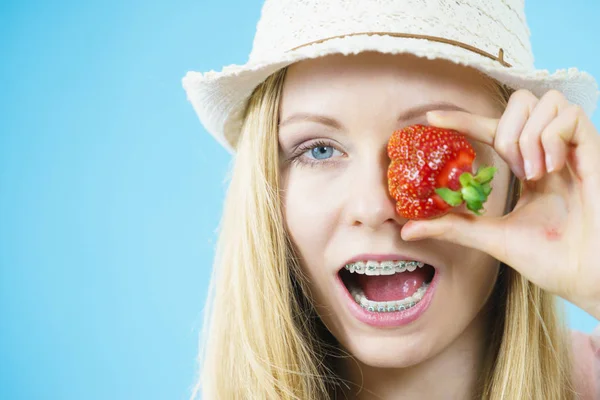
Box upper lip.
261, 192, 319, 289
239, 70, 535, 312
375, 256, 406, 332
338, 253, 441, 273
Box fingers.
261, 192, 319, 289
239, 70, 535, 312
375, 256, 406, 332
541, 104, 600, 181
540, 110, 571, 173
495, 89, 538, 180
426, 89, 540, 181
519, 90, 568, 180
401, 212, 509, 265
427, 89, 600, 183
426, 109, 498, 146
520, 91, 600, 182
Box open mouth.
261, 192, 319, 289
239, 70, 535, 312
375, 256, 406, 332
339, 261, 436, 313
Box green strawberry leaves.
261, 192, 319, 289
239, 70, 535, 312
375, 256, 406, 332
435, 166, 497, 215
434, 188, 464, 207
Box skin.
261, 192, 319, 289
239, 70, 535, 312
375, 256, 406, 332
405, 92, 600, 321
278, 52, 600, 398
278, 52, 511, 399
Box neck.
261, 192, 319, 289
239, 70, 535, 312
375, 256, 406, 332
339, 312, 491, 400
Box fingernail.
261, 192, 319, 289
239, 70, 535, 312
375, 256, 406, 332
426, 111, 446, 122
524, 160, 534, 180
427, 110, 446, 116
545, 154, 554, 173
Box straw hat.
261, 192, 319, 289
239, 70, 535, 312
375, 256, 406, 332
181, 0, 598, 153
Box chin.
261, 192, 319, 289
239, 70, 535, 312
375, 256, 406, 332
338, 328, 443, 368
309, 254, 500, 373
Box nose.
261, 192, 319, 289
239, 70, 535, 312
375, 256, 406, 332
345, 147, 407, 229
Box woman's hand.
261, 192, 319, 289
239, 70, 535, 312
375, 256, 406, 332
401, 89, 600, 320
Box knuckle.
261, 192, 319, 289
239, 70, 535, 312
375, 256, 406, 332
542, 89, 565, 103
568, 104, 584, 118
509, 89, 538, 106
540, 90, 569, 112
539, 126, 554, 143
494, 138, 513, 155
518, 131, 532, 147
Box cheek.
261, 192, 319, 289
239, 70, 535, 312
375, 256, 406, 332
282, 168, 344, 270
460, 253, 500, 304
435, 249, 500, 337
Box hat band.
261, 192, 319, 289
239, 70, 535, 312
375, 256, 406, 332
287, 31, 512, 68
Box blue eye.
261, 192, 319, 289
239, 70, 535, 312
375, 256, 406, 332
310, 145, 335, 160
289, 140, 344, 166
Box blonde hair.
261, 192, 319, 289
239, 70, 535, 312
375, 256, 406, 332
190, 66, 575, 400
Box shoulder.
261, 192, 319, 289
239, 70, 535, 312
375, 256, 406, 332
571, 327, 600, 400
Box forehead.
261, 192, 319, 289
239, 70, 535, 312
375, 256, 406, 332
280, 52, 498, 118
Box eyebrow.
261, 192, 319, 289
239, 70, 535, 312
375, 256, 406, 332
278, 101, 468, 130
279, 113, 343, 130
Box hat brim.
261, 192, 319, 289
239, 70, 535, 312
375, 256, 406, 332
182, 34, 599, 153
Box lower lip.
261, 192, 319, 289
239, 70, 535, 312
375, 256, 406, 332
335, 266, 439, 328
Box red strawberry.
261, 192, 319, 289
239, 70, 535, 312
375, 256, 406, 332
387, 124, 496, 220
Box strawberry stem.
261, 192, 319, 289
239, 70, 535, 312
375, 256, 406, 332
434, 166, 498, 215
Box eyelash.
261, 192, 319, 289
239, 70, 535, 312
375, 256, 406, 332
288, 139, 344, 167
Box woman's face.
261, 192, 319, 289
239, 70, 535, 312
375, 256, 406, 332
278, 53, 512, 369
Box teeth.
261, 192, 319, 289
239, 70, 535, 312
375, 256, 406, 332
380, 261, 395, 275
365, 261, 379, 275
354, 261, 365, 273
345, 260, 425, 275
396, 261, 407, 273
348, 281, 431, 313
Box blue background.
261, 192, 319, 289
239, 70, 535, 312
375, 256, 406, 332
1, 1, 599, 399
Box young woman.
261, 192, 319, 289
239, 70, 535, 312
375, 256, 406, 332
182, 1, 600, 398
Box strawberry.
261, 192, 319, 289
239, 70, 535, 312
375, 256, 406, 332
387, 124, 496, 220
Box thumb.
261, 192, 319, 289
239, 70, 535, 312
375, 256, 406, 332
401, 212, 509, 264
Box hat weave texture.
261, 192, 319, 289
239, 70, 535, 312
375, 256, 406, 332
182, 0, 599, 152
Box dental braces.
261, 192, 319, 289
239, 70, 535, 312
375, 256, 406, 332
344, 260, 423, 273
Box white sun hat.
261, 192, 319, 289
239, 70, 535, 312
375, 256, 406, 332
182, 0, 598, 153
